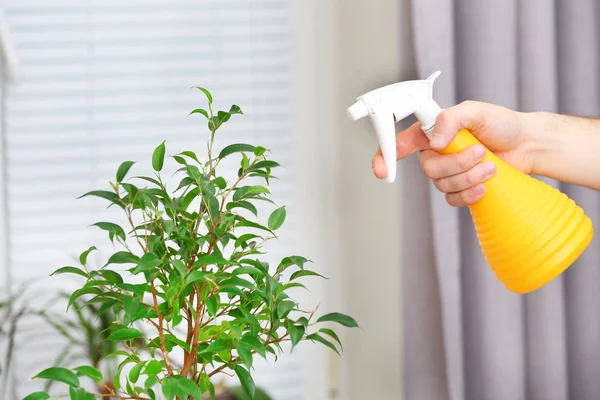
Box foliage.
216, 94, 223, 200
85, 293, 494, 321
39, 291, 122, 395
25, 87, 358, 400
0, 287, 31, 400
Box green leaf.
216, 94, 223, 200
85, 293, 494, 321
152, 141, 166, 172
132, 253, 162, 274
218, 144, 256, 159
319, 328, 343, 350
287, 322, 305, 349
199, 373, 215, 400
179, 377, 205, 399
179, 150, 201, 164
254, 146, 267, 156
226, 201, 258, 217
229, 104, 244, 115
34, 367, 80, 387
117, 161, 136, 183
123, 295, 141, 324
233, 185, 271, 201
236, 341, 253, 369
194, 86, 213, 104
172, 260, 187, 277
239, 259, 269, 274
218, 110, 232, 124
290, 269, 327, 281
135, 176, 162, 186
106, 251, 139, 265
241, 335, 266, 357
194, 254, 230, 268
79, 246, 97, 266
268, 206, 286, 230
276, 300, 296, 318
189, 108, 209, 118
185, 270, 210, 286
23, 392, 51, 400
241, 153, 250, 170
234, 365, 255, 399
164, 334, 191, 353
316, 312, 359, 328
92, 222, 126, 242
129, 361, 147, 383
278, 255, 311, 272
161, 376, 178, 400
50, 266, 88, 279
221, 276, 255, 290
186, 165, 201, 181
176, 177, 195, 192
205, 295, 218, 317
73, 366, 103, 382
208, 196, 219, 221
173, 155, 187, 166
204, 339, 232, 353
77, 190, 123, 209
143, 360, 165, 376
98, 269, 124, 284
236, 219, 275, 235
69, 386, 94, 400
107, 328, 144, 341
253, 160, 280, 170
276, 282, 306, 295
212, 177, 227, 190
234, 233, 262, 249
306, 333, 340, 355
115, 282, 148, 296
67, 287, 102, 310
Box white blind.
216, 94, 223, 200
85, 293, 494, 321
3, 1, 306, 399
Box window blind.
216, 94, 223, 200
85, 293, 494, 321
3, 1, 306, 398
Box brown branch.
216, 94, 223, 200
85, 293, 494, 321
150, 282, 174, 375
183, 290, 195, 362
181, 282, 206, 377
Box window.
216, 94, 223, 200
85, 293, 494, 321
3, 1, 311, 398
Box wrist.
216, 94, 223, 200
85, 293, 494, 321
518, 110, 561, 176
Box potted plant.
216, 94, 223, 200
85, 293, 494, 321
23, 87, 358, 400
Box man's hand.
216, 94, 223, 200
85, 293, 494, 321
372, 101, 537, 207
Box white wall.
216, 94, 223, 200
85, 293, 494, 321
292, 0, 416, 399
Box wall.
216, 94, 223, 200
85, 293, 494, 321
292, 0, 416, 398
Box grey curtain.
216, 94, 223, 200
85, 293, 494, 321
404, 1, 600, 400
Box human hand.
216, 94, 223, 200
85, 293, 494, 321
372, 101, 536, 207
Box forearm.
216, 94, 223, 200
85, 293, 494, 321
522, 111, 600, 190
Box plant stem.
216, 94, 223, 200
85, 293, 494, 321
150, 282, 174, 375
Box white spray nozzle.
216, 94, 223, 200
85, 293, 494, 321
347, 71, 443, 183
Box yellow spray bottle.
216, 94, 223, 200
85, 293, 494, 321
347, 71, 594, 294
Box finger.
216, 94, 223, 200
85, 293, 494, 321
433, 161, 496, 193
429, 101, 486, 150
372, 122, 429, 179
420, 144, 487, 180
445, 184, 486, 207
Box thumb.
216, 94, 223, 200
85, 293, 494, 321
428, 101, 481, 151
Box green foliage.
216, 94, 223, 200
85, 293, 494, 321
26, 88, 358, 400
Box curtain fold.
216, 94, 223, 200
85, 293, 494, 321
406, 1, 600, 399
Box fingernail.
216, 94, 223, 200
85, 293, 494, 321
481, 161, 496, 177
473, 145, 486, 159
429, 133, 445, 148
475, 184, 486, 195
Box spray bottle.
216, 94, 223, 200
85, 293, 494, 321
347, 71, 594, 294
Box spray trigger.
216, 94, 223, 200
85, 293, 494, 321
347, 71, 444, 183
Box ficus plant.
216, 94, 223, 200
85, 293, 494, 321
24, 87, 358, 400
